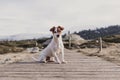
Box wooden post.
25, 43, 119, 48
68, 31, 71, 48
35, 41, 38, 47
99, 37, 102, 53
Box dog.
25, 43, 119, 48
32, 26, 66, 64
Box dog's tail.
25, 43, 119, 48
32, 57, 40, 61
32, 56, 46, 63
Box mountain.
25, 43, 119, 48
75, 25, 120, 40
0, 33, 51, 41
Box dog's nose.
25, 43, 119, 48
57, 35, 60, 37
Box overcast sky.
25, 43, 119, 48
0, 0, 120, 36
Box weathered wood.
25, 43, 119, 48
0, 49, 120, 80
100, 37, 102, 52
98, 37, 102, 53
68, 31, 71, 48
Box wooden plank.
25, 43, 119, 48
0, 49, 120, 80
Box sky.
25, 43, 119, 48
0, 0, 120, 36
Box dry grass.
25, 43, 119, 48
78, 43, 120, 65
0, 40, 43, 54
103, 34, 120, 43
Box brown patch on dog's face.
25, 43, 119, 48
58, 26, 64, 31
50, 26, 55, 33
50, 26, 64, 34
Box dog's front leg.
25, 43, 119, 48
61, 48, 67, 63
53, 52, 61, 64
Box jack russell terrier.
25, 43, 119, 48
32, 26, 66, 64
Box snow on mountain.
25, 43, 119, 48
0, 33, 51, 41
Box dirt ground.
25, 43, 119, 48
1, 43, 120, 66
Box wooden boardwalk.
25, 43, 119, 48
0, 49, 120, 80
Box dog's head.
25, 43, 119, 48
50, 26, 64, 38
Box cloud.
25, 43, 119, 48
0, 0, 120, 35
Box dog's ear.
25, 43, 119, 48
50, 26, 55, 32
58, 26, 64, 31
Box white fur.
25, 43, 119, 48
32, 29, 66, 64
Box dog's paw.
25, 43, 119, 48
55, 62, 61, 64
62, 61, 67, 64
39, 61, 46, 63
